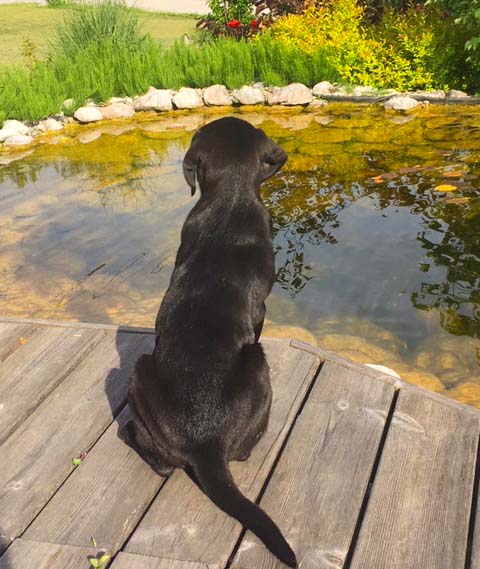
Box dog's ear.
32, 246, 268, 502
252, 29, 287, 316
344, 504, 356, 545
259, 137, 287, 183
183, 145, 198, 196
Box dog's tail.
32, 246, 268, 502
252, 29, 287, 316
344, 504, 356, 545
190, 443, 297, 568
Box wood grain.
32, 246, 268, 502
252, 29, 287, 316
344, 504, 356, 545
350, 388, 479, 569
0, 539, 97, 569
0, 326, 106, 444
125, 339, 320, 565
0, 322, 38, 362
231, 359, 395, 569
25, 406, 166, 552
110, 552, 214, 569
0, 330, 154, 543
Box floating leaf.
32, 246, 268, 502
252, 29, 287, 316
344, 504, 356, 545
445, 197, 470, 204
443, 170, 464, 178
434, 184, 458, 192
371, 175, 383, 184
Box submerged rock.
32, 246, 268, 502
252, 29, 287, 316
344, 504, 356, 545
100, 102, 135, 120
203, 84, 232, 106
133, 87, 173, 111
3, 135, 34, 147
173, 87, 203, 109
74, 106, 103, 123
269, 83, 313, 106
232, 86, 265, 105
262, 322, 318, 346
384, 95, 419, 111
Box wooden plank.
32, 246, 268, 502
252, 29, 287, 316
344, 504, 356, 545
125, 340, 320, 565
0, 326, 106, 444
231, 360, 395, 569
0, 331, 154, 545
0, 322, 38, 362
0, 316, 154, 334
25, 406, 166, 552
0, 539, 97, 569
110, 552, 213, 569
349, 387, 479, 569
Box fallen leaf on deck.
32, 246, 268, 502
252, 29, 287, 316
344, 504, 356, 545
19, 337, 27, 345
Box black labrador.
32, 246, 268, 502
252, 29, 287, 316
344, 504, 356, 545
120, 117, 295, 567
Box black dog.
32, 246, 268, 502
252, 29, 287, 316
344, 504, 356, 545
120, 117, 295, 567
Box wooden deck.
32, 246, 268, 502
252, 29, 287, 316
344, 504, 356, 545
0, 317, 480, 569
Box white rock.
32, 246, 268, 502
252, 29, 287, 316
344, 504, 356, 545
74, 106, 104, 123
62, 98, 75, 110
352, 85, 376, 97
2, 119, 29, 136
232, 86, 265, 105
100, 102, 135, 120
448, 89, 469, 98
134, 87, 173, 111
39, 118, 64, 132
330, 85, 348, 96
412, 89, 446, 101
365, 364, 400, 379
203, 84, 232, 106
269, 83, 312, 106
173, 87, 203, 109
3, 135, 34, 147
0, 127, 20, 143
312, 81, 334, 96
384, 95, 419, 111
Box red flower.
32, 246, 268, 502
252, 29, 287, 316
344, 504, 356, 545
249, 19, 258, 27
227, 19, 241, 28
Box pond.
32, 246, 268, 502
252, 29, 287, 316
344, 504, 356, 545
0, 104, 479, 406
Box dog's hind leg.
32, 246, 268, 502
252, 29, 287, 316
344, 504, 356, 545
119, 417, 174, 477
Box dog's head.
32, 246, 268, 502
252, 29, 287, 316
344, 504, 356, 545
183, 117, 287, 196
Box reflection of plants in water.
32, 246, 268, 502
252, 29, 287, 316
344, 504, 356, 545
412, 197, 480, 338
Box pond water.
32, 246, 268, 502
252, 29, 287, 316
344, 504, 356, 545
0, 104, 479, 405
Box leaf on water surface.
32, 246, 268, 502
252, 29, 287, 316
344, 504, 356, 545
371, 175, 383, 184
445, 197, 470, 204
443, 170, 465, 178
434, 184, 458, 192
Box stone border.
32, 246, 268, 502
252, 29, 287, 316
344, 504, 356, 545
1, 82, 478, 150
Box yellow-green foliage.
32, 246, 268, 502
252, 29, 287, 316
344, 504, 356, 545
270, 0, 438, 90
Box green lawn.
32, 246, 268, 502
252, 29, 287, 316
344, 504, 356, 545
0, 3, 198, 66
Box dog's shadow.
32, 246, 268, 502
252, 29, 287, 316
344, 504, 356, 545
104, 327, 151, 436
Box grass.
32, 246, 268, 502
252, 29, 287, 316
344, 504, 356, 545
0, 3, 198, 66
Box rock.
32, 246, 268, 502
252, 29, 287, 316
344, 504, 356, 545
38, 118, 64, 132
203, 84, 232, 106
447, 382, 480, 407
269, 83, 313, 106
0, 127, 20, 143
309, 99, 328, 109
384, 95, 419, 111
262, 322, 317, 346
413, 90, 446, 101
331, 85, 348, 96
133, 87, 173, 111
62, 98, 75, 110
3, 135, 34, 147
448, 89, 469, 98
365, 364, 400, 378
108, 96, 133, 105
232, 86, 265, 105
312, 81, 334, 96
100, 102, 135, 120
173, 87, 204, 109
352, 85, 376, 97
74, 106, 103, 123
2, 119, 29, 136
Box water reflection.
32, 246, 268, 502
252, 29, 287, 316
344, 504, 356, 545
0, 105, 479, 404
